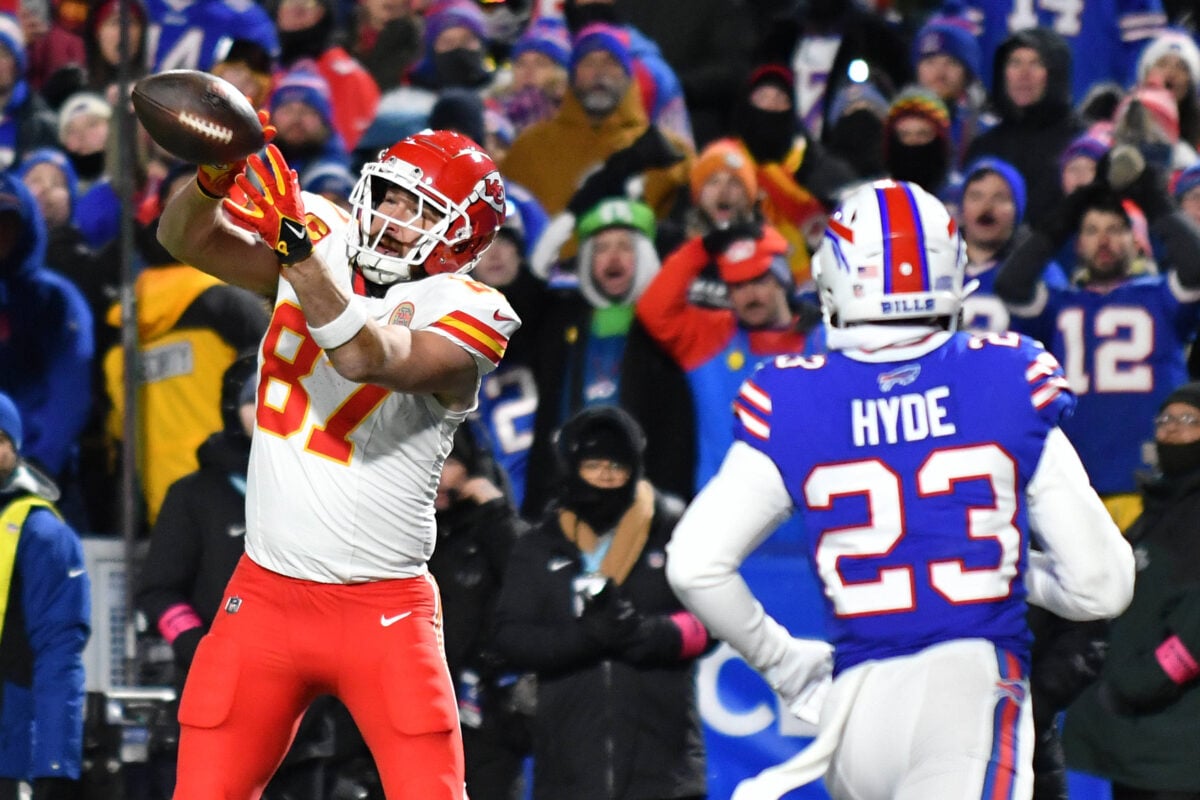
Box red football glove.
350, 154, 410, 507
222, 144, 314, 266
196, 109, 277, 199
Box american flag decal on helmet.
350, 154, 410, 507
733, 380, 772, 441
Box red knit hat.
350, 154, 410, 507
1117, 85, 1180, 144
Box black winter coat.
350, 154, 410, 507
493, 490, 706, 800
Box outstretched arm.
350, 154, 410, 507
222, 146, 480, 408
157, 178, 282, 297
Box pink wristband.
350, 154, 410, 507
1155, 635, 1200, 685
158, 603, 204, 644
670, 610, 710, 659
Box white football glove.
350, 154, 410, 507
762, 637, 834, 725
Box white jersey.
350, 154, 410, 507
245, 193, 520, 583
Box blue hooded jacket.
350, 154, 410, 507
0, 172, 94, 478
0, 392, 91, 781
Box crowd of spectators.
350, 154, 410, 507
5, 0, 1200, 795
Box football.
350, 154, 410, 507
132, 70, 264, 165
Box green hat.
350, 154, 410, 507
575, 198, 656, 241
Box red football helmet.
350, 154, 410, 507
347, 129, 506, 283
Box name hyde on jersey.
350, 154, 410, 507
851, 386, 956, 446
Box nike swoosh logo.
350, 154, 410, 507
493, 309, 516, 322
68, 567, 86, 578
285, 221, 308, 240
380, 612, 412, 627
548, 557, 573, 572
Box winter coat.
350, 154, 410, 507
1064, 467, 1200, 791
0, 471, 89, 780
493, 489, 707, 800
965, 28, 1084, 224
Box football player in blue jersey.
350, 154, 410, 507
666, 179, 1135, 800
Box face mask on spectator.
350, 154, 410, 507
435, 48, 490, 88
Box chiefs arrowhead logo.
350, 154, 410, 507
473, 172, 506, 213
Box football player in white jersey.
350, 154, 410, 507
157, 128, 518, 799
665, 180, 1134, 800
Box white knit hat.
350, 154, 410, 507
1137, 30, 1200, 89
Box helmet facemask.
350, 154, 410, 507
346, 157, 473, 284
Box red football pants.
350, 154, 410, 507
173, 555, 464, 799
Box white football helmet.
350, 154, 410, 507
813, 179, 966, 328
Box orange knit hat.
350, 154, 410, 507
690, 138, 758, 201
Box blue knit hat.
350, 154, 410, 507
913, 16, 982, 81
423, 0, 488, 50
512, 17, 571, 69
0, 392, 22, 452
1174, 162, 1200, 200
301, 161, 356, 198
270, 67, 335, 130
570, 23, 633, 76
1059, 132, 1110, 170
963, 156, 1027, 222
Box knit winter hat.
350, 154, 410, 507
1173, 161, 1200, 199
0, 13, 25, 73
747, 63, 796, 98
1137, 29, 1200, 89
885, 87, 951, 142
0, 391, 22, 452
570, 23, 633, 76
1116, 85, 1180, 144
716, 225, 792, 286
429, 87, 486, 145
827, 80, 890, 124
963, 156, 1028, 222
912, 14, 983, 80
424, 0, 488, 48
270, 67, 335, 129
57, 91, 112, 143
690, 138, 757, 201
575, 197, 656, 241
301, 161, 356, 198
512, 16, 571, 69
1161, 381, 1200, 412
1059, 131, 1112, 170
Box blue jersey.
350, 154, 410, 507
144, 0, 278, 73
732, 332, 1073, 673
966, 0, 1164, 101
473, 364, 537, 508
1010, 276, 1200, 493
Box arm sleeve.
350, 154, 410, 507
665, 440, 802, 676
635, 237, 732, 369
135, 478, 206, 638
1024, 428, 1135, 620
1154, 212, 1200, 293
18, 511, 90, 778
24, 282, 94, 476
994, 227, 1056, 311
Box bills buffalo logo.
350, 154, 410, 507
878, 363, 921, 392
472, 172, 506, 213
389, 301, 415, 327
